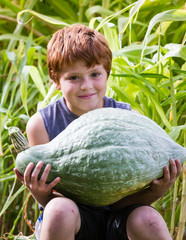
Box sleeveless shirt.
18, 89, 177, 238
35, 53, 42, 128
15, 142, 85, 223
39, 96, 131, 141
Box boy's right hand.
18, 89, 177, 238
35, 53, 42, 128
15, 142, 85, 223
14, 161, 61, 207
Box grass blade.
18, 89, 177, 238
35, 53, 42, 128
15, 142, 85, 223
17, 9, 70, 26
0, 179, 26, 217
141, 9, 186, 62
22, 65, 46, 98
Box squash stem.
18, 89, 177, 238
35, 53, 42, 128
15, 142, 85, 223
8, 127, 30, 153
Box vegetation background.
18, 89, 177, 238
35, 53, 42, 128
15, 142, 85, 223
0, 0, 186, 239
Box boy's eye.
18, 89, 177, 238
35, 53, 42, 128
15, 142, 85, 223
69, 76, 79, 80
91, 72, 100, 78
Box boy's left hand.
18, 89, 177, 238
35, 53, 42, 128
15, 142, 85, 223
150, 159, 182, 197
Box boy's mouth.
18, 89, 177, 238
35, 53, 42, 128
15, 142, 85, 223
78, 93, 96, 99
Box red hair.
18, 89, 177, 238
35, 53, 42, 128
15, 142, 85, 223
47, 24, 112, 82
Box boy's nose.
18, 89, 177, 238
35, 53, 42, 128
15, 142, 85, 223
80, 77, 93, 90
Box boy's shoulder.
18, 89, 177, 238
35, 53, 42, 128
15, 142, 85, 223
26, 112, 49, 145
39, 97, 78, 120
38, 97, 78, 140
104, 96, 131, 110
40, 97, 64, 111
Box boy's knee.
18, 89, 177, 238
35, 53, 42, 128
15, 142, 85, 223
43, 197, 80, 223
127, 206, 167, 235
40, 197, 81, 238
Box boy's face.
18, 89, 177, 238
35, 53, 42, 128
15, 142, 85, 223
55, 61, 108, 116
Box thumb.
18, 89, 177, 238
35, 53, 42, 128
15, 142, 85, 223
14, 168, 24, 183
151, 179, 159, 185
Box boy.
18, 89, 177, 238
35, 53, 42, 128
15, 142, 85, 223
14, 24, 182, 240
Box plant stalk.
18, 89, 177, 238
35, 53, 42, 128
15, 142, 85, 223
169, 58, 177, 126
7, 0, 38, 51
176, 163, 186, 240
102, 0, 110, 9
169, 57, 178, 237
176, 131, 186, 239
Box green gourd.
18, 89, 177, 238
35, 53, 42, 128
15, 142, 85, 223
12, 108, 186, 206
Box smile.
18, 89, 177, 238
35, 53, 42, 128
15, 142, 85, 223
78, 93, 96, 99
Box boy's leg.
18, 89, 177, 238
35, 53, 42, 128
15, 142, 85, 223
107, 205, 172, 240
39, 197, 81, 240
126, 206, 172, 240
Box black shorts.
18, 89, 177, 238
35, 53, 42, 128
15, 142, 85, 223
75, 204, 144, 240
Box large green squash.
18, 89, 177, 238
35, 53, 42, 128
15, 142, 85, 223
14, 108, 186, 206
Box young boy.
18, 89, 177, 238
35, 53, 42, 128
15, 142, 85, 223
14, 24, 182, 240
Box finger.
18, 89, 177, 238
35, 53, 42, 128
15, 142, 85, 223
175, 159, 182, 177
39, 164, 51, 185
31, 161, 44, 184
14, 168, 24, 183
24, 162, 35, 185
47, 177, 61, 190
169, 159, 177, 179
162, 165, 170, 182
152, 165, 170, 185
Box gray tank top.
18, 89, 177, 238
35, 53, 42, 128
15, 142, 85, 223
39, 96, 131, 141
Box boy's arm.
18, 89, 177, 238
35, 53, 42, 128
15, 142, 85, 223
14, 112, 61, 208
111, 158, 182, 210
26, 112, 50, 146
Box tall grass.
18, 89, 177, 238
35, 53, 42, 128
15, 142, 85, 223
0, 0, 186, 239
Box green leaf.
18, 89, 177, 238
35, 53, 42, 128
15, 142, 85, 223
0, 0, 20, 14
108, 80, 142, 112
0, 34, 30, 43
86, 5, 113, 19
141, 9, 186, 62
17, 9, 70, 26
21, 66, 29, 115
5, 51, 17, 65
112, 73, 168, 79
0, 173, 15, 182
120, 0, 146, 34
22, 65, 46, 98
150, 96, 172, 130
95, 2, 136, 31
113, 44, 158, 59
0, 179, 26, 217
18, 31, 33, 75
50, 0, 78, 21
1, 65, 16, 106
169, 125, 186, 141
163, 44, 186, 61
38, 83, 60, 109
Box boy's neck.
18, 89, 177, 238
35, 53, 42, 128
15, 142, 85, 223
63, 97, 105, 116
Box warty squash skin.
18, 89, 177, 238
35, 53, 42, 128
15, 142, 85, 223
15, 108, 186, 206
